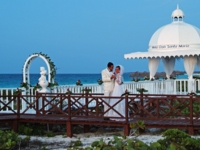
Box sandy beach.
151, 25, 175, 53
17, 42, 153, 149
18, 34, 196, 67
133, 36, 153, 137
18, 128, 200, 150
19, 133, 164, 150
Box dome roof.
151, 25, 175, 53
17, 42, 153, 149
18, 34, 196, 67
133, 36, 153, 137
149, 5, 200, 52
149, 22, 200, 52
124, 6, 200, 59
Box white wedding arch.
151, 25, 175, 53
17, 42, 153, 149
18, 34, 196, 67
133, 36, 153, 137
22, 53, 56, 87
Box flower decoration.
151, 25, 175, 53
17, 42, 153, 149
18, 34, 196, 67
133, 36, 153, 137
193, 75, 200, 80
76, 80, 83, 86
82, 87, 92, 92
33, 83, 41, 91
170, 76, 176, 80
187, 91, 197, 96
136, 88, 148, 93
14, 88, 24, 95
20, 82, 30, 90
66, 88, 73, 95
150, 78, 154, 81
48, 81, 59, 88
12, 88, 24, 100
121, 89, 130, 96
132, 78, 140, 82
163, 77, 168, 80
47, 81, 59, 90
97, 79, 103, 85
196, 90, 200, 94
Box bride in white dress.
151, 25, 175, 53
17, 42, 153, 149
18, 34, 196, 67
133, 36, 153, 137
108, 65, 125, 120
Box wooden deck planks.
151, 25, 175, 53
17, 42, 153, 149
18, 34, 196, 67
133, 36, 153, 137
1, 114, 200, 137
0, 114, 197, 127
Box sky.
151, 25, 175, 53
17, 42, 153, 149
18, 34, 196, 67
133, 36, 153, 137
1, 0, 200, 74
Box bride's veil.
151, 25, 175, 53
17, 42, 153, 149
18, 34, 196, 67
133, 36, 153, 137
118, 65, 124, 82
119, 65, 124, 75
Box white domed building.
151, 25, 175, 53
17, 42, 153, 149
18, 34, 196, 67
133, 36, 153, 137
125, 5, 200, 81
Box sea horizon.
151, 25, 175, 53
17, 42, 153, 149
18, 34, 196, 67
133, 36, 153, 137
0, 73, 133, 88
0, 73, 189, 89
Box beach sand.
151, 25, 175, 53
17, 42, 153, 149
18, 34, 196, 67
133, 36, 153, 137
18, 127, 200, 149
19, 133, 164, 150
17, 127, 169, 150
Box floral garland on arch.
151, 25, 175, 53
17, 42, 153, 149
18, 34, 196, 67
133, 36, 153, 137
21, 52, 57, 90
20, 82, 30, 90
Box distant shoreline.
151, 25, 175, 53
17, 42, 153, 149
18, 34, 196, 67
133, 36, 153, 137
0, 72, 132, 75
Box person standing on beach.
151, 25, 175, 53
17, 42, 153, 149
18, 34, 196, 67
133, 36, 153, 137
101, 62, 116, 117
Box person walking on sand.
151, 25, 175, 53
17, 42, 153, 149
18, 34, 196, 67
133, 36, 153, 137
101, 62, 116, 118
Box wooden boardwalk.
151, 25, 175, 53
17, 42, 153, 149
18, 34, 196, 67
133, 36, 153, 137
1, 91, 200, 137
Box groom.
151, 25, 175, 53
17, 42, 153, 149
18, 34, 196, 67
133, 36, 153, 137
101, 62, 116, 117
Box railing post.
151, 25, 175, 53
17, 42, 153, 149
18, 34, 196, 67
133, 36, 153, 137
67, 94, 71, 121
60, 94, 63, 110
84, 88, 89, 133
36, 91, 39, 114
14, 91, 21, 132
17, 92, 21, 120
189, 95, 194, 135
170, 96, 173, 117
67, 93, 72, 137
123, 93, 130, 136
42, 95, 45, 115
156, 99, 159, 118
125, 94, 129, 123
190, 95, 193, 125
96, 96, 99, 116
85, 88, 89, 117
140, 90, 144, 117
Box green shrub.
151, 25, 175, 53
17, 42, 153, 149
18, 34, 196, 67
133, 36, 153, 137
157, 129, 200, 150
68, 129, 200, 150
0, 130, 19, 149
73, 139, 83, 147
45, 131, 55, 137
88, 136, 160, 150
68, 139, 83, 149
18, 123, 45, 135
42, 145, 47, 150
130, 120, 145, 135
18, 124, 33, 135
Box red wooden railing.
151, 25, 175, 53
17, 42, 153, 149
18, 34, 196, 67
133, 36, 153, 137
0, 91, 200, 136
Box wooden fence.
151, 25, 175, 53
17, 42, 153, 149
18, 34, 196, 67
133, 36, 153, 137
0, 91, 200, 137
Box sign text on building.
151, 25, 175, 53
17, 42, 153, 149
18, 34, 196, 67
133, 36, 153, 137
151, 44, 189, 49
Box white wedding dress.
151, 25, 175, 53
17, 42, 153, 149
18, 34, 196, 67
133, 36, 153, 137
108, 66, 125, 120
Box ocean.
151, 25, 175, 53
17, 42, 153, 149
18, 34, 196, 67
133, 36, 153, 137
0, 73, 133, 88
0, 73, 188, 88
